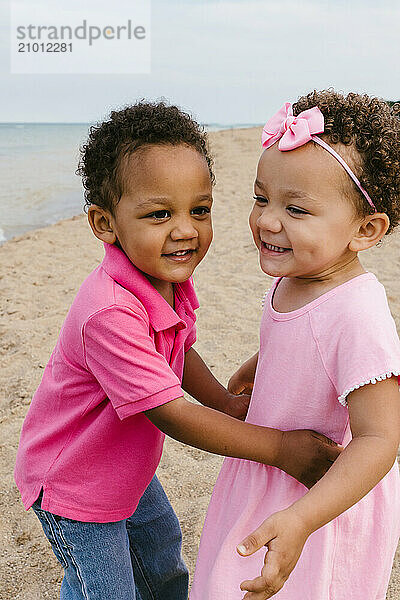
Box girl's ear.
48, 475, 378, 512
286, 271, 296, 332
348, 213, 390, 252
87, 205, 117, 245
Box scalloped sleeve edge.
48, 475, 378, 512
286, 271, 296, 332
338, 370, 400, 407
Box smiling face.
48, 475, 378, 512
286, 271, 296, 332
249, 141, 365, 282
95, 143, 213, 298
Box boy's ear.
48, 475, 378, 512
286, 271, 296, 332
348, 213, 390, 252
87, 205, 117, 245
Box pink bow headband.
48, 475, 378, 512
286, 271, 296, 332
261, 102, 376, 212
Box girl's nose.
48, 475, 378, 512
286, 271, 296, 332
257, 209, 283, 233
170, 217, 198, 241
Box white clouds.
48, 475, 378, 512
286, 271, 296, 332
0, 0, 399, 122
150, 0, 400, 117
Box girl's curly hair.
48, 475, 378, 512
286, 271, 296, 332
77, 100, 214, 214
293, 90, 400, 234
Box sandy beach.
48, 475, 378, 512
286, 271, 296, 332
1, 126, 399, 599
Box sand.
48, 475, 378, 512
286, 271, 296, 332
1, 127, 399, 599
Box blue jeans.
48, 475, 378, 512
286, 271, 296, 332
31, 475, 189, 600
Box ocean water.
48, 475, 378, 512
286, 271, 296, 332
0, 123, 90, 244
0, 122, 257, 245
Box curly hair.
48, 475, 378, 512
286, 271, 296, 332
293, 90, 400, 234
77, 100, 214, 214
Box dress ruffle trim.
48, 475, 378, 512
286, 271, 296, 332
261, 291, 270, 309
338, 371, 400, 406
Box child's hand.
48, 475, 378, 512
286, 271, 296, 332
222, 392, 251, 421
228, 369, 254, 396
228, 353, 259, 395
274, 430, 343, 488
237, 507, 309, 599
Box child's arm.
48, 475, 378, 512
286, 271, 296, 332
145, 395, 342, 489
181, 347, 342, 488
183, 347, 251, 420
237, 376, 400, 600
228, 352, 259, 394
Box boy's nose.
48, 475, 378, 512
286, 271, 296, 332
170, 218, 198, 241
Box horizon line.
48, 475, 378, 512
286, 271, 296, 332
0, 121, 261, 127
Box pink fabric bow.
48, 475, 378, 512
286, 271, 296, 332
262, 102, 324, 151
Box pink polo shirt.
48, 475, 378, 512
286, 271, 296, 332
14, 243, 198, 522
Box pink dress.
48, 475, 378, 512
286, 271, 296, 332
191, 273, 400, 600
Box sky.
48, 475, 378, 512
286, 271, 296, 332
1, 0, 400, 125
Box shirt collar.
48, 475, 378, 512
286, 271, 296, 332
100, 243, 198, 332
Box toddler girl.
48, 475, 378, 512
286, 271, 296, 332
190, 90, 400, 600
14, 101, 339, 600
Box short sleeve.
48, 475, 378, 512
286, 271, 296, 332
312, 282, 400, 406
83, 306, 183, 419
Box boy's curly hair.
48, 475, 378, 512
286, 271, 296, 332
77, 100, 214, 214
293, 90, 400, 234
